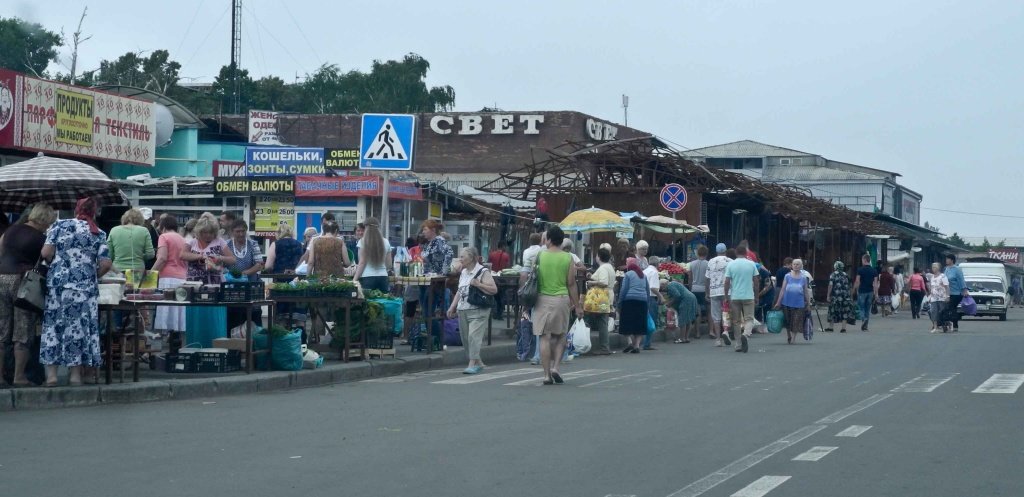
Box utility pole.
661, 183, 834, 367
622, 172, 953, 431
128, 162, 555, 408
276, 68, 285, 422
230, 0, 243, 114
622, 94, 629, 126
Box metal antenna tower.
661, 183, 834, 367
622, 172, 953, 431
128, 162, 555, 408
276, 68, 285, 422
230, 0, 242, 114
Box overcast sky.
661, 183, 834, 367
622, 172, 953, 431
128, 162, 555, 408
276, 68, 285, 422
16, 0, 1024, 238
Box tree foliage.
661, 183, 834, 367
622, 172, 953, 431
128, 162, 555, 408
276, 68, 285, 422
946, 232, 968, 248
0, 17, 62, 77
0, 17, 456, 117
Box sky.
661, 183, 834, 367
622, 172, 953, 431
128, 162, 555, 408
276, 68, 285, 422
13, 0, 1024, 238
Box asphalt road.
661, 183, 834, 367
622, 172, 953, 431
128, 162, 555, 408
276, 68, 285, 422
4, 308, 1023, 497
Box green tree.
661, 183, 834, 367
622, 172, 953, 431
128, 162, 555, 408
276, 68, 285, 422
251, 75, 300, 111
0, 17, 62, 77
353, 53, 455, 113
946, 232, 968, 248
996, 239, 1007, 248
979, 237, 992, 251
83, 49, 181, 93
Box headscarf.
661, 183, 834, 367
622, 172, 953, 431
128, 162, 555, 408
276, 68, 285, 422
75, 197, 100, 235
833, 260, 845, 272
626, 259, 644, 279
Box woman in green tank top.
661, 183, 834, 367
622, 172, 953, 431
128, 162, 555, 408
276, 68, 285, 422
532, 226, 583, 385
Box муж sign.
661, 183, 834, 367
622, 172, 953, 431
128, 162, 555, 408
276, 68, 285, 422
245, 147, 325, 176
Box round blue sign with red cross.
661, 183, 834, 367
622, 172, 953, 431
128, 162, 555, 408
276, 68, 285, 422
660, 183, 687, 213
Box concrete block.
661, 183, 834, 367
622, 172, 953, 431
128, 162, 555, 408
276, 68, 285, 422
254, 372, 293, 392
292, 368, 334, 388
0, 388, 14, 412
213, 375, 258, 396
480, 344, 517, 364
367, 359, 404, 377
331, 362, 372, 382
168, 378, 219, 401
100, 382, 171, 404
440, 349, 466, 367
13, 385, 100, 410
397, 355, 431, 373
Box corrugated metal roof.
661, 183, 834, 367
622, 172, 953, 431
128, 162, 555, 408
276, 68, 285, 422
761, 165, 882, 182
683, 140, 815, 158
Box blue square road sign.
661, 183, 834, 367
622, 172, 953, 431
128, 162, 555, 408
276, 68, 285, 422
359, 114, 416, 171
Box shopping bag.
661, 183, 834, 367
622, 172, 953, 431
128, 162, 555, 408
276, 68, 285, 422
568, 318, 592, 354
961, 296, 978, 316
646, 313, 656, 334
803, 311, 814, 341
765, 310, 784, 334
271, 329, 304, 371
891, 293, 902, 311
14, 264, 47, 314
515, 319, 534, 361
443, 318, 462, 346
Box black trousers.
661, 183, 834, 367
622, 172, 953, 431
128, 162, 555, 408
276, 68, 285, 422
944, 294, 964, 329
909, 290, 925, 319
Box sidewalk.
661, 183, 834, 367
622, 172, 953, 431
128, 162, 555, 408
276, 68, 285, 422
1, 318, 671, 411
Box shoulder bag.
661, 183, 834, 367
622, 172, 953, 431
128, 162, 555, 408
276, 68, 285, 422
518, 251, 540, 309
467, 267, 495, 308
15, 259, 48, 315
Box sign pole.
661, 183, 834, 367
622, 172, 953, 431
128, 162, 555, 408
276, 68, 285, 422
381, 171, 390, 238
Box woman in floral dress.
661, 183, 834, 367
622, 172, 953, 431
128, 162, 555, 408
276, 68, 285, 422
826, 260, 855, 333
39, 197, 113, 386
181, 215, 236, 347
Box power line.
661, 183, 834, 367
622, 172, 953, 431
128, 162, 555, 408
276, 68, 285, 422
181, 4, 231, 71
243, 2, 307, 75
278, 0, 323, 67
173, 2, 204, 57
920, 207, 1024, 220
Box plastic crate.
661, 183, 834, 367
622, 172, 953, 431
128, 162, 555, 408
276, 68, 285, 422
164, 352, 197, 373
195, 350, 242, 373
220, 281, 265, 302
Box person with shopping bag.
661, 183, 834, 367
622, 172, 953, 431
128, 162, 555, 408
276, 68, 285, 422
447, 247, 497, 374
531, 226, 582, 385
774, 258, 811, 345
583, 247, 615, 355
618, 258, 651, 354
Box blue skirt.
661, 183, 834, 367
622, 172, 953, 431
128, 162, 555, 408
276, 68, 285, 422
186, 306, 227, 348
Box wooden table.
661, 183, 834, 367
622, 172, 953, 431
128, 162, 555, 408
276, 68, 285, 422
494, 274, 522, 334
271, 294, 365, 362
390, 276, 450, 353
99, 299, 273, 383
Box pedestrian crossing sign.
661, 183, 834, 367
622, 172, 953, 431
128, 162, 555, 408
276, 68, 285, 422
359, 113, 416, 170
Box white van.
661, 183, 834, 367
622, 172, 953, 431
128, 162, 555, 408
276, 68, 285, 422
958, 262, 1009, 288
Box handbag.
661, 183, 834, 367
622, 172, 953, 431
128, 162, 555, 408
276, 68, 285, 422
518, 252, 539, 309
14, 261, 48, 315
466, 267, 494, 308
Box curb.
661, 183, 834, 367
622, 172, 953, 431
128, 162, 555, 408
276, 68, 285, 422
1, 343, 519, 411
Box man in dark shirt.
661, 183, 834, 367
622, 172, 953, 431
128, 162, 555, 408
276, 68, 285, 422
488, 241, 511, 319
877, 265, 896, 317
852, 254, 879, 331
775, 258, 793, 289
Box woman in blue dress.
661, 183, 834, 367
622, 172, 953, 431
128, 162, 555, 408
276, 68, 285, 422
181, 215, 236, 347
39, 197, 113, 386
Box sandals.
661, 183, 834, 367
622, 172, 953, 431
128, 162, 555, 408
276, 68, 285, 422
673, 338, 690, 344
551, 372, 564, 384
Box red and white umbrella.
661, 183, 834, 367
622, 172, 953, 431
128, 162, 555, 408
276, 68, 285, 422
0, 154, 124, 212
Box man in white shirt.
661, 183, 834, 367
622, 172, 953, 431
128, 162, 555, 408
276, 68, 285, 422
520, 231, 545, 365
705, 243, 733, 347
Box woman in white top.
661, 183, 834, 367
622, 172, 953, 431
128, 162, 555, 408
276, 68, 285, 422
446, 247, 497, 374
926, 262, 950, 333
353, 217, 393, 293
584, 246, 616, 355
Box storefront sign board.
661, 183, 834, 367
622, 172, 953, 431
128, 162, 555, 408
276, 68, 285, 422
254, 196, 295, 235
248, 110, 281, 145
325, 148, 360, 175
245, 146, 325, 176
214, 177, 294, 195
0, 69, 156, 165
294, 175, 380, 197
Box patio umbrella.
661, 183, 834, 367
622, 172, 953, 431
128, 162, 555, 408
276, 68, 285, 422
559, 206, 633, 233
0, 154, 124, 212
634, 215, 706, 234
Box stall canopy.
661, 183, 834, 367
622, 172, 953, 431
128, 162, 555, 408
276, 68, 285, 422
632, 215, 708, 235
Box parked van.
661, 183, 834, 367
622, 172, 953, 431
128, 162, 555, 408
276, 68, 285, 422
958, 262, 1009, 288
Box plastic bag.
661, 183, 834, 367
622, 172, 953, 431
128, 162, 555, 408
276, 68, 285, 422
443, 318, 462, 346
568, 318, 592, 354
961, 295, 978, 316
804, 311, 814, 341
271, 329, 303, 371
302, 349, 323, 369
646, 313, 656, 334
370, 297, 404, 336
766, 310, 784, 334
